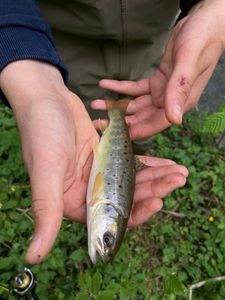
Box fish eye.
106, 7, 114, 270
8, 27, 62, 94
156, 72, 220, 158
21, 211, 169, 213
103, 232, 114, 247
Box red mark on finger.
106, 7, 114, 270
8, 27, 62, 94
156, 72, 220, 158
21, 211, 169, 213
179, 76, 186, 86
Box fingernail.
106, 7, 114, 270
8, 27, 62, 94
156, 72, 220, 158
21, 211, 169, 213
156, 199, 163, 212
174, 104, 183, 123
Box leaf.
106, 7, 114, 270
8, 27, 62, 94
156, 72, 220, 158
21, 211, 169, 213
119, 288, 129, 300
75, 291, 89, 300
70, 249, 86, 262
98, 290, 116, 300
164, 295, 176, 300
220, 104, 225, 113
122, 283, 138, 296
0, 257, 14, 270
202, 112, 225, 134
92, 271, 102, 295
0, 284, 10, 294
78, 272, 92, 292
164, 274, 187, 296
149, 295, 161, 300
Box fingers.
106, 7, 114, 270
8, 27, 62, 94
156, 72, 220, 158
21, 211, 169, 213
63, 152, 94, 224
165, 65, 195, 124
184, 61, 219, 112
93, 107, 171, 140
63, 182, 87, 224
164, 42, 210, 124
99, 79, 150, 96
128, 170, 188, 227
127, 108, 171, 139
136, 162, 189, 184
128, 197, 163, 227
136, 156, 176, 167
93, 119, 109, 131
134, 173, 187, 203
91, 95, 152, 115
91, 99, 107, 111
25, 159, 65, 264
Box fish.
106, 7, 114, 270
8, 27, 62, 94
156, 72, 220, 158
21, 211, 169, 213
86, 99, 136, 264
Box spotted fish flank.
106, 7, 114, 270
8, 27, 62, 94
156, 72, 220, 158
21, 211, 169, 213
87, 99, 135, 264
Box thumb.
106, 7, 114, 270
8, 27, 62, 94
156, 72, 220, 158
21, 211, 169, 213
165, 50, 200, 124
25, 160, 65, 264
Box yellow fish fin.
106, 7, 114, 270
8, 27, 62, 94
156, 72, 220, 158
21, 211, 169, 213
135, 155, 149, 172
98, 118, 107, 134
91, 172, 104, 206
93, 139, 100, 158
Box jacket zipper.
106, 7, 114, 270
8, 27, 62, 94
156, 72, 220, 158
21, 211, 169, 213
119, 0, 127, 80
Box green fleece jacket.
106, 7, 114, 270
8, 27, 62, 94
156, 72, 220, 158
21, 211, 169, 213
39, 0, 180, 115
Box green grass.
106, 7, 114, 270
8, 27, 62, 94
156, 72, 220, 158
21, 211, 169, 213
0, 105, 224, 299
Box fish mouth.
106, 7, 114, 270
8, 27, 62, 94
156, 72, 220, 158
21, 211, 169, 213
94, 236, 115, 263
101, 253, 113, 263
89, 246, 114, 264
96, 248, 114, 263
95, 238, 104, 257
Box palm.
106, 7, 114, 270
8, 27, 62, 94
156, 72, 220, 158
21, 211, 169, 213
62, 98, 99, 223
20, 92, 98, 263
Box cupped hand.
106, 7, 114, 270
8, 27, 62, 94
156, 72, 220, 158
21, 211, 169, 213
0, 60, 99, 264
92, 0, 225, 139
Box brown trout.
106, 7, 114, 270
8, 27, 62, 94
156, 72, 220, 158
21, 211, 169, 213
87, 99, 135, 264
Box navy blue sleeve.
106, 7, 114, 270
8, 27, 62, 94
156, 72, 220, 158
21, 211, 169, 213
0, 0, 68, 104
178, 0, 201, 21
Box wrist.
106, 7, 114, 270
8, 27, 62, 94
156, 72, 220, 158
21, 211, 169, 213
0, 60, 89, 130
0, 60, 67, 111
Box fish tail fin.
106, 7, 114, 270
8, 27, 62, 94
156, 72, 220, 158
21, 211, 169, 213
106, 98, 130, 114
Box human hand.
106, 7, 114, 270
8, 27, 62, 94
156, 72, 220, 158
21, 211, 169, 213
92, 0, 225, 139
0, 61, 188, 264
128, 156, 188, 227
0, 60, 99, 264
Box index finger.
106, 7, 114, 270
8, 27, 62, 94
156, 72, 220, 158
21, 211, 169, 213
99, 79, 150, 96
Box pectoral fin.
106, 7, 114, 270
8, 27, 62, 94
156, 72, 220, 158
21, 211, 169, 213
98, 119, 107, 134
93, 139, 100, 157
135, 155, 149, 172
91, 172, 104, 206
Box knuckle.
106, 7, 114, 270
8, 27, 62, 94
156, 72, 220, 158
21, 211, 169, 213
32, 198, 62, 222
129, 125, 139, 140
175, 76, 192, 101
30, 149, 67, 174
134, 81, 142, 90
32, 198, 49, 220
149, 182, 156, 197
